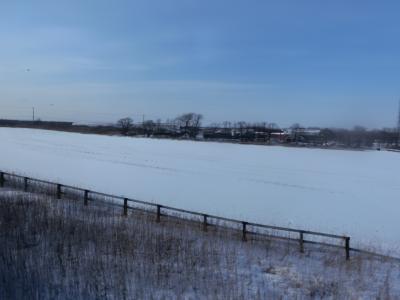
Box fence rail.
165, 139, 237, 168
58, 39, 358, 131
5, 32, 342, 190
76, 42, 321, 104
0, 170, 352, 260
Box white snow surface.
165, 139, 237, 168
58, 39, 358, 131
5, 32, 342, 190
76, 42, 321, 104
1, 128, 399, 253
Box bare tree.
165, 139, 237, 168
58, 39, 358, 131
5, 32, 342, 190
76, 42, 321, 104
290, 123, 302, 143
319, 128, 335, 145
142, 120, 156, 137
290, 123, 302, 130
175, 113, 203, 138
352, 125, 367, 148
117, 117, 134, 135
222, 121, 231, 129
268, 123, 280, 130
236, 121, 247, 138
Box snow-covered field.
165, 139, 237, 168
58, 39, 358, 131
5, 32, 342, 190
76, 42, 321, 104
1, 128, 399, 253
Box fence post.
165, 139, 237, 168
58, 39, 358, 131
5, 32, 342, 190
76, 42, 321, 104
24, 177, 28, 192
242, 222, 248, 242
345, 237, 350, 260
123, 198, 128, 216
84, 190, 89, 206
156, 205, 161, 223
299, 231, 305, 253
203, 214, 208, 232
0, 172, 5, 187
57, 184, 62, 199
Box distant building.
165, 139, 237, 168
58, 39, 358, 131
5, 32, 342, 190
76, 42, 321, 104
288, 128, 322, 144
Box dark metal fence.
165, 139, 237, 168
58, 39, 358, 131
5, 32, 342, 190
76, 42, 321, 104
0, 170, 352, 260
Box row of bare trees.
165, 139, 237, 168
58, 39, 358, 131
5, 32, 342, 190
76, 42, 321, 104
322, 127, 399, 148
289, 125, 400, 148
116, 115, 400, 148
117, 113, 203, 138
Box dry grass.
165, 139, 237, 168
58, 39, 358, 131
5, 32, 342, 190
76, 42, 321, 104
0, 191, 399, 299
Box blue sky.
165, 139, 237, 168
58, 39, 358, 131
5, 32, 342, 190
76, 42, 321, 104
1, 0, 400, 127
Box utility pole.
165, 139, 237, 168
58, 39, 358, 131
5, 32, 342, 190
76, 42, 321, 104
142, 114, 145, 124
32, 107, 35, 122
397, 99, 400, 147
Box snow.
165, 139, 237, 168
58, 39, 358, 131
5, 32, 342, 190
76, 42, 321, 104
1, 128, 399, 253
3, 190, 399, 298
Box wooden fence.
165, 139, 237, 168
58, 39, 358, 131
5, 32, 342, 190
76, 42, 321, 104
0, 170, 352, 260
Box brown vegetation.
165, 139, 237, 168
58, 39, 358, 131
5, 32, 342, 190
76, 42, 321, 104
1, 191, 399, 299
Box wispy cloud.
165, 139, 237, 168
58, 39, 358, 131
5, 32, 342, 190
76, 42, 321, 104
0, 1, 399, 128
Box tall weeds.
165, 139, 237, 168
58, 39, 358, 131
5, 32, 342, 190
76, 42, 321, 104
0, 192, 399, 299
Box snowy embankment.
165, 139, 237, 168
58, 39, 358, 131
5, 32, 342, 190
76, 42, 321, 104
2, 191, 399, 298
0, 128, 399, 254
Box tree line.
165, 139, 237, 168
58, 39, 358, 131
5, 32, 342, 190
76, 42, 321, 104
117, 113, 204, 138
116, 114, 400, 149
